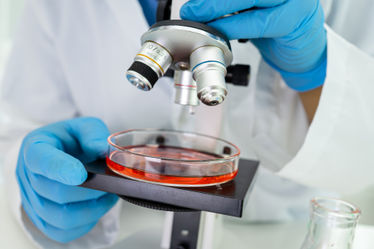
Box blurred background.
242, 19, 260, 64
0, 0, 24, 80
0, 0, 24, 183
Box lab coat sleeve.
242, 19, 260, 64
279, 25, 374, 194
0, 0, 120, 248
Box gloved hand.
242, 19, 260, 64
16, 117, 118, 243
181, 0, 327, 92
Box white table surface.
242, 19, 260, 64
1, 184, 374, 249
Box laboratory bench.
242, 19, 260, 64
1, 184, 374, 249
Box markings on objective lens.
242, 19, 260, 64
174, 84, 197, 88
191, 60, 226, 72
136, 54, 165, 74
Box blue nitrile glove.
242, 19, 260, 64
138, 0, 158, 26
16, 117, 118, 243
181, 0, 327, 92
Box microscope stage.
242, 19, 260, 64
81, 159, 258, 217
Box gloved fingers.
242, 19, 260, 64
67, 117, 110, 160
20, 183, 48, 233
17, 161, 44, 209
24, 142, 87, 185
23, 117, 109, 164
34, 193, 118, 230
21, 192, 97, 243
206, 6, 296, 40
180, 0, 287, 22
27, 169, 107, 204
45, 221, 97, 243
18, 161, 117, 230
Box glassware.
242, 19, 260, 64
106, 129, 240, 187
300, 197, 361, 249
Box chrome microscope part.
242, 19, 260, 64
174, 70, 199, 106
190, 46, 227, 106
126, 19, 233, 107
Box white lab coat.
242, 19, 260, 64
0, 0, 373, 248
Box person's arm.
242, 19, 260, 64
299, 86, 323, 123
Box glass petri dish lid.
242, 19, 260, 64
106, 129, 240, 187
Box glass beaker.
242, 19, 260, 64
300, 197, 361, 249
106, 129, 240, 187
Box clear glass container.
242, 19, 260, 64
300, 197, 361, 249
106, 129, 240, 187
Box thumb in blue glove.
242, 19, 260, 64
181, 0, 327, 92
17, 117, 118, 243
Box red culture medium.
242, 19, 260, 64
106, 145, 238, 186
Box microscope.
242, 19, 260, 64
126, 0, 250, 109
81, 1, 256, 249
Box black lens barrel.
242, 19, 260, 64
128, 61, 159, 88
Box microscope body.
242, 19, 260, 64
126, 0, 234, 107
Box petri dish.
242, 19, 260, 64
106, 129, 240, 187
